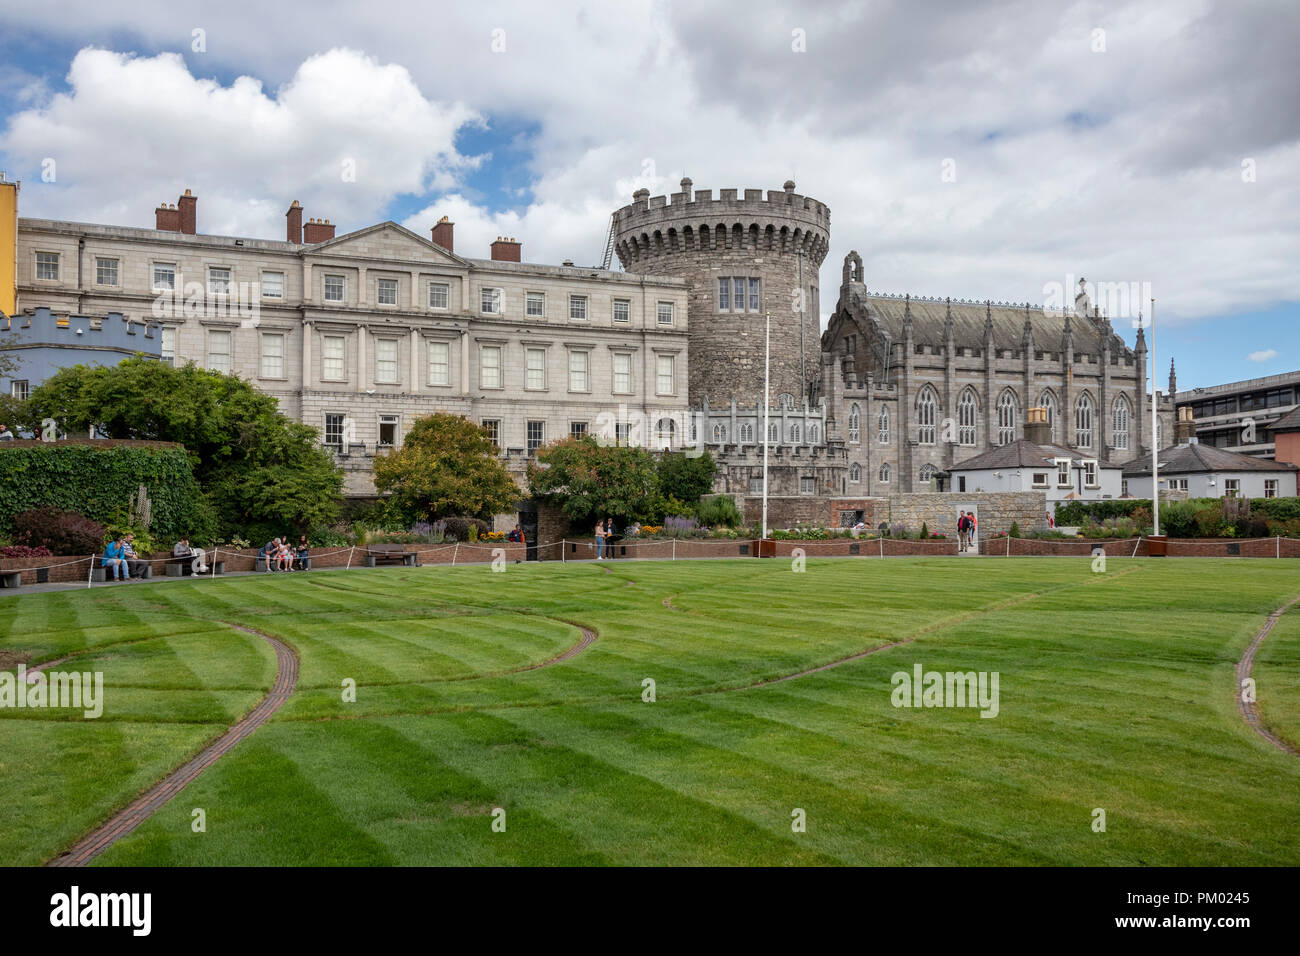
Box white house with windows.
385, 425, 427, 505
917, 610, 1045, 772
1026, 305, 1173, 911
1120, 439, 1298, 499
946, 438, 1123, 506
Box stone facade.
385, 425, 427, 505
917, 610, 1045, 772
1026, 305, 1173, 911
612, 179, 829, 408
15, 202, 690, 496
821, 256, 1162, 496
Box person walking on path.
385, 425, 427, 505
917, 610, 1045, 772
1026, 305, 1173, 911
968, 511, 978, 553
957, 512, 969, 552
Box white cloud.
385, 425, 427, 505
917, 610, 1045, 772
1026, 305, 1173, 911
2, 1, 1299, 336
1248, 349, 1278, 362
3, 47, 480, 238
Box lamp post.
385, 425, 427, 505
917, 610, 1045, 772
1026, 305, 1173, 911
762, 310, 770, 540
797, 248, 806, 404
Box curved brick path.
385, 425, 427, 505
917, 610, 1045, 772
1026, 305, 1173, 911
47, 623, 298, 867
1235, 594, 1300, 756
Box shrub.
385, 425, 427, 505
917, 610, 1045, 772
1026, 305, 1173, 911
920, 521, 929, 539
1009, 521, 1020, 538
0, 545, 53, 558
696, 496, 743, 528
11, 507, 108, 555
661, 515, 703, 538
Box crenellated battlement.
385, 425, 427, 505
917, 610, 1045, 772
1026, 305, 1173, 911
612, 179, 830, 269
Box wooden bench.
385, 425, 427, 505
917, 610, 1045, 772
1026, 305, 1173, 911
364, 545, 419, 567
0, 570, 22, 589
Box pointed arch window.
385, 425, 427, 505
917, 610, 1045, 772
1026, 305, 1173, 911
958, 388, 978, 446
849, 462, 861, 483
1074, 393, 1095, 449
1112, 396, 1130, 451
848, 403, 861, 442
917, 388, 937, 444
919, 463, 938, 484
1038, 390, 1058, 443
712, 423, 727, 444
878, 405, 890, 444
997, 390, 1018, 445
789, 423, 801, 443
879, 462, 891, 483
768, 421, 779, 444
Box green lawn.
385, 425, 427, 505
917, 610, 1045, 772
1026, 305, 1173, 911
2, 557, 1299, 866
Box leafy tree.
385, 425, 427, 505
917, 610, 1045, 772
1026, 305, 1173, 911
657, 450, 717, 505
373, 413, 519, 523
26, 357, 342, 539
528, 436, 661, 528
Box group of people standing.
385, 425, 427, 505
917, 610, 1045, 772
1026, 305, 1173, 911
593, 518, 616, 560
957, 511, 979, 553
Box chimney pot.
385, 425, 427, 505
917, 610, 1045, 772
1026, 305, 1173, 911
286, 200, 303, 243
302, 216, 337, 243
176, 189, 197, 235
431, 217, 455, 252
490, 236, 522, 262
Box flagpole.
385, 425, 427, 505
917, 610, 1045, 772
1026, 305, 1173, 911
762, 311, 770, 540
1151, 297, 1159, 537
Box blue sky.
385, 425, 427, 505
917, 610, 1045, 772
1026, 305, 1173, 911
1, 0, 1296, 392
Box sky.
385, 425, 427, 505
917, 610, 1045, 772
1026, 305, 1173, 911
1, 0, 1296, 393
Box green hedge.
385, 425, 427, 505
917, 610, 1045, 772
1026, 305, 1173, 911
0, 443, 209, 542
1054, 499, 1153, 525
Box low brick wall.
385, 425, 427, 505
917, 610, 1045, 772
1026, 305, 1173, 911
0, 542, 529, 584
988, 537, 1300, 557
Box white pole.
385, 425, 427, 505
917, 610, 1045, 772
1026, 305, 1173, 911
762, 310, 770, 541
562, 539, 566, 563
1150, 298, 1160, 537
452, 542, 459, 566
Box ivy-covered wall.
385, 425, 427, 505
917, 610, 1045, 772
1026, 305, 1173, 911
0, 440, 207, 540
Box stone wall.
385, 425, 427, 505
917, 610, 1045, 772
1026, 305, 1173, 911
882, 491, 1047, 538
612, 182, 830, 408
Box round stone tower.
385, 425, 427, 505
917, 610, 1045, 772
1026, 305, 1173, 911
612, 179, 830, 408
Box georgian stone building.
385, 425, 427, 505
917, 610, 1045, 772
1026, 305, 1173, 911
14, 191, 690, 495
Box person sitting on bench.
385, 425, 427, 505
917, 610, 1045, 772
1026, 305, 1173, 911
173, 535, 209, 573
122, 533, 150, 578
102, 536, 128, 582
294, 534, 311, 571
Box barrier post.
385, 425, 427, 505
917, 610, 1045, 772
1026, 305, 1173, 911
880, 537, 884, 559
452, 542, 459, 566
86, 557, 94, 588
1278, 535, 1281, 559
1131, 537, 1141, 559
346, 545, 355, 570
672, 539, 676, 561
561, 539, 566, 563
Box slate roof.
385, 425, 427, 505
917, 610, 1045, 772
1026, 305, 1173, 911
843, 288, 1134, 356
1119, 442, 1298, 476
1268, 406, 1300, 433
950, 438, 1114, 472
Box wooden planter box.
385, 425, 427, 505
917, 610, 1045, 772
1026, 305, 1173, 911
1146, 535, 1168, 556
755, 538, 777, 558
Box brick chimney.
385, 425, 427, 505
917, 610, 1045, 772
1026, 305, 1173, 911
286, 200, 303, 243
303, 217, 336, 243
1174, 406, 1196, 444
431, 216, 454, 253
155, 202, 180, 232
1025, 406, 1052, 446
490, 236, 521, 262
177, 189, 197, 235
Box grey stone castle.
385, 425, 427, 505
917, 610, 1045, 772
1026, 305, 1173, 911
614, 180, 1154, 498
